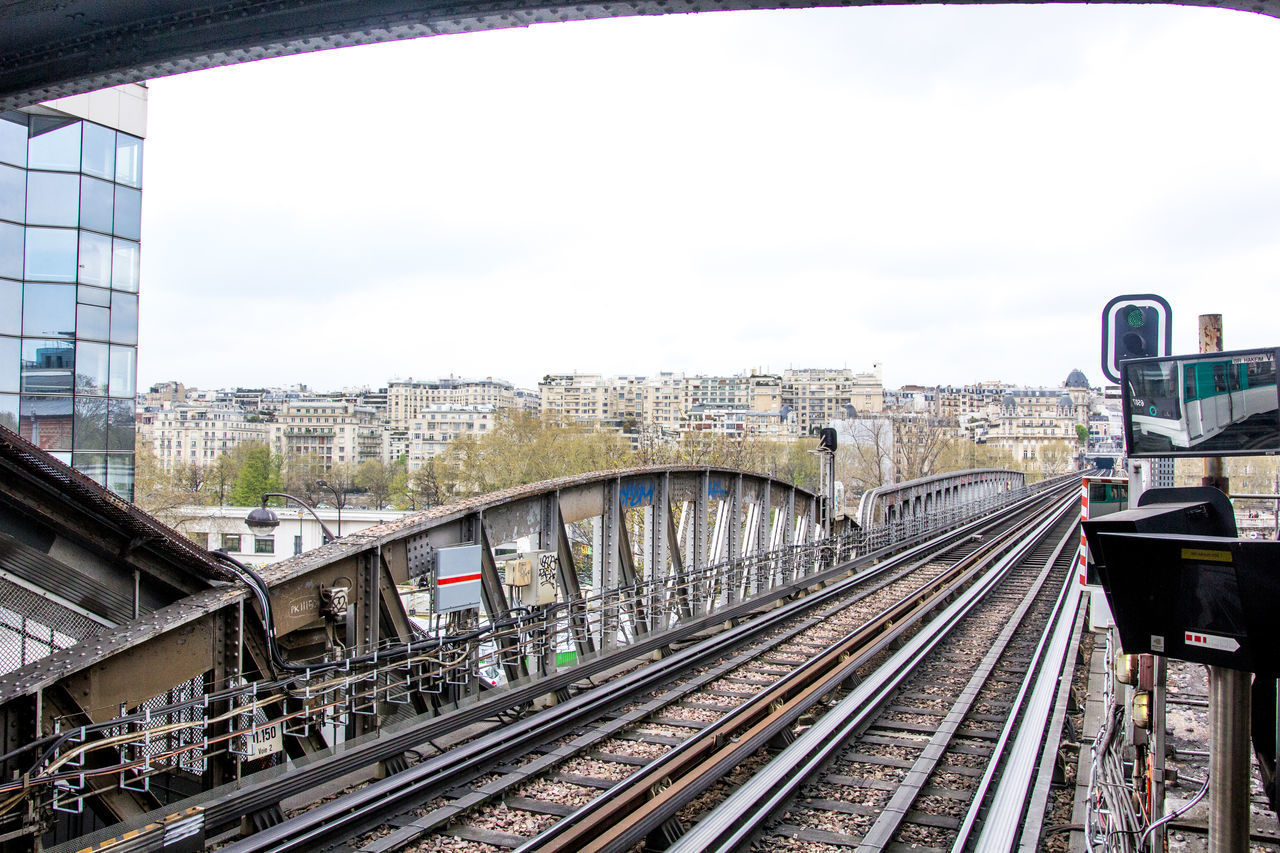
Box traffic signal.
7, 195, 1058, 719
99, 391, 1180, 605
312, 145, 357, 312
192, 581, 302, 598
1101, 294, 1171, 384
1114, 304, 1160, 362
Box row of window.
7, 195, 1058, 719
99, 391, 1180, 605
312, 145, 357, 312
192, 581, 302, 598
1, 226, 142, 286
186, 532, 308, 557
1, 169, 142, 240
0, 336, 136, 397
2, 281, 137, 342
1, 113, 142, 187
0, 392, 134, 452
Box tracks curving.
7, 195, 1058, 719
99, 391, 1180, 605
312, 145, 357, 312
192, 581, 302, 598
221, 481, 1081, 853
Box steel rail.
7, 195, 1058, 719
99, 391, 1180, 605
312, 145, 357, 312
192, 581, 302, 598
215, 493, 1047, 851
850, 514, 1078, 852
665, 485, 1079, 853
220, 489, 1067, 853
518, 489, 1075, 853
955, 517, 1083, 851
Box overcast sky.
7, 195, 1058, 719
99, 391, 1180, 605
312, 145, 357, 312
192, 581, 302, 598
137, 3, 1280, 394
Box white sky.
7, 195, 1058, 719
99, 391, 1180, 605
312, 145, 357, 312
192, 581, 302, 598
137, 3, 1280, 393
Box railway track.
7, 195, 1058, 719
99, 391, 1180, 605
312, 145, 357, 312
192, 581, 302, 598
215, 479, 1080, 853
666, 496, 1080, 852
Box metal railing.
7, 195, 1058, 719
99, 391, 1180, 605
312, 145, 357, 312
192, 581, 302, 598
6, 475, 1064, 824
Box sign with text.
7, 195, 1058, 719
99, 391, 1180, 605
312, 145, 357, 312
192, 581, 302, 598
247, 719, 283, 759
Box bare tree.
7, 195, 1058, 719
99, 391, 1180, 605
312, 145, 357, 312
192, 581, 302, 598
893, 415, 955, 482
837, 416, 894, 493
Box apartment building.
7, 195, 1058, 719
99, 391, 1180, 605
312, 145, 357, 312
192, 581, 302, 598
406, 404, 495, 469
781, 366, 885, 434
539, 374, 615, 424
136, 403, 268, 468
270, 398, 384, 469
388, 377, 517, 427
684, 406, 799, 439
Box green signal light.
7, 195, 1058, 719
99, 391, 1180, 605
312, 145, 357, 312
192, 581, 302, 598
1125, 306, 1146, 328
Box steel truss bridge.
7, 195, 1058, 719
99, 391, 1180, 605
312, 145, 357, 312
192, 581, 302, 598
2, 0, 1279, 111
0, 425, 1057, 850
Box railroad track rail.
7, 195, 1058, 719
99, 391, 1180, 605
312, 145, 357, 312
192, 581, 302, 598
664, 487, 1082, 853
216, 479, 1079, 853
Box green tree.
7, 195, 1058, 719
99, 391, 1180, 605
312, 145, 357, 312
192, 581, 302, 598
206, 453, 241, 506
356, 459, 393, 509
1076, 424, 1090, 445
229, 443, 284, 506
402, 460, 446, 509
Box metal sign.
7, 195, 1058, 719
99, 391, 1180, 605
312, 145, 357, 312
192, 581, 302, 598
246, 720, 283, 759
435, 543, 483, 614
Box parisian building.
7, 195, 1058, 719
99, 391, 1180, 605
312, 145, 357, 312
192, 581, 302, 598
136, 403, 270, 469
1, 85, 146, 498
406, 404, 495, 469
388, 377, 519, 428
270, 398, 385, 470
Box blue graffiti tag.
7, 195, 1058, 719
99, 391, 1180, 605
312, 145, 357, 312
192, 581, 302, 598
619, 481, 654, 508
708, 478, 729, 500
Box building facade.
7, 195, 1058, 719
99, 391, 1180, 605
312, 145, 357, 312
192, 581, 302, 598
1, 85, 146, 498
406, 404, 495, 469
388, 377, 518, 428
136, 403, 269, 469
169, 505, 409, 567
269, 398, 385, 470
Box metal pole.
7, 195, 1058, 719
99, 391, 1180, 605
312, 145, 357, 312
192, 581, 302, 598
1209, 665, 1251, 852
1150, 655, 1167, 853
1200, 313, 1250, 853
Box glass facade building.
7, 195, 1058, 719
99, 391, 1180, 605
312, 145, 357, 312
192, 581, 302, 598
1, 89, 145, 500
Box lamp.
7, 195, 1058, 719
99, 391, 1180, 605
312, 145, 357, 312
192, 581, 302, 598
315, 479, 342, 537
245, 492, 337, 547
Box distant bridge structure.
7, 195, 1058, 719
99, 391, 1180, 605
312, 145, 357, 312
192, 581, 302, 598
2, 0, 1278, 111
0, 426, 1049, 848
855, 468, 1026, 528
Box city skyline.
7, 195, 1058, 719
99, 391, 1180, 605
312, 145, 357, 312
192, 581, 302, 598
138, 364, 1089, 396
138, 5, 1280, 393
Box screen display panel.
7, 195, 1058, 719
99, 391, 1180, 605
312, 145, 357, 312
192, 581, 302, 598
1122, 347, 1280, 458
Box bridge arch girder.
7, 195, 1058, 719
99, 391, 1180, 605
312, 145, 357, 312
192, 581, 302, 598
2, 0, 1277, 111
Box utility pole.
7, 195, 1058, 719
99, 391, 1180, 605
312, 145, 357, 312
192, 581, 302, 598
1200, 313, 1250, 853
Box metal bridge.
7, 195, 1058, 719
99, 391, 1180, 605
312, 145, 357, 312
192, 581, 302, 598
854, 467, 1025, 528
2, 0, 1279, 111
0, 425, 1048, 849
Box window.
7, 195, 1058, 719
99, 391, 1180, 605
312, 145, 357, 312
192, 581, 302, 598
111, 239, 139, 291
293, 535, 303, 556
0, 222, 21, 280
24, 227, 77, 282
187, 531, 209, 549
81, 123, 115, 180
254, 536, 275, 555
27, 118, 80, 171
221, 534, 241, 552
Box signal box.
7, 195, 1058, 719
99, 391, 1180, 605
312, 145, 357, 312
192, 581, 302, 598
1081, 486, 1237, 583
1090, 533, 1280, 675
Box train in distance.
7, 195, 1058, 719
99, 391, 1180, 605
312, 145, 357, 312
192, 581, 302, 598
1123, 347, 1280, 457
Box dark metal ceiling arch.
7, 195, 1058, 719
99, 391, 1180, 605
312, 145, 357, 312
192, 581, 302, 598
2, 0, 1278, 112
